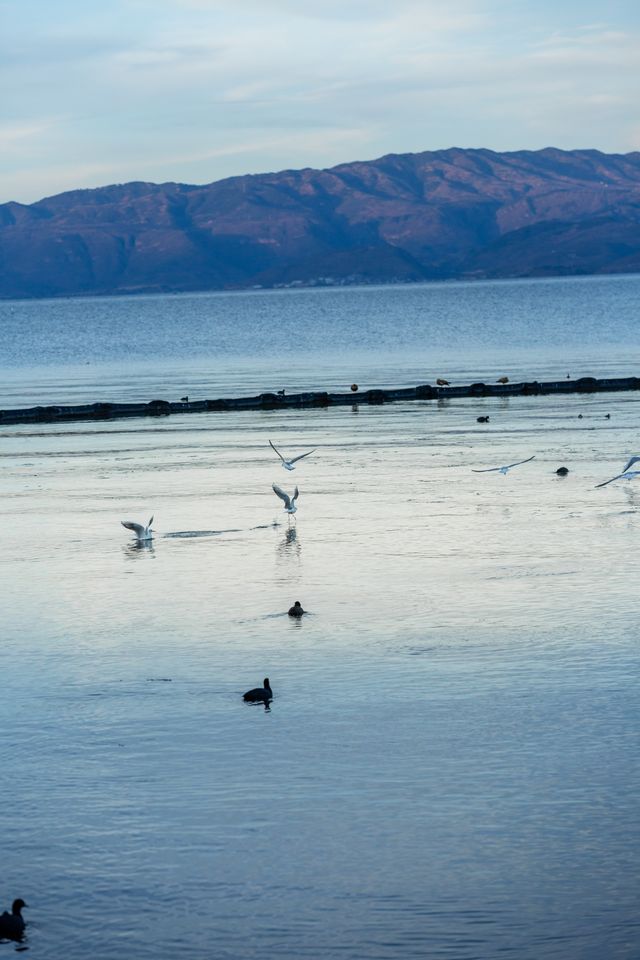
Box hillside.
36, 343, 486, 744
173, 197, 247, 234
2, 147, 640, 298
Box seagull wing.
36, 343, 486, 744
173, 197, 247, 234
122, 521, 146, 535
504, 456, 535, 469
472, 456, 535, 473
272, 484, 291, 508
621, 456, 640, 473
269, 440, 287, 463
292, 486, 299, 503
595, 472, 628, 488
288, 448, 315, 465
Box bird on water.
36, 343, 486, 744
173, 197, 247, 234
243, 678, 273, 703
436, 378, 450, 386
121, 516, 154, 541
269, 440, 315, 471
496, 376, 509, 384
273, 484, 299, 513
477, 416, 490, 423
556, 467, 569, 476
288, 601, 305, 617
0, 899, 27, 941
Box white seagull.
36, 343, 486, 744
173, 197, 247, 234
121, 515, 154, 541
272, 484, 299, 514
595, 456, 640, 488
269, 440, 315, 471
472, 456, 535, 475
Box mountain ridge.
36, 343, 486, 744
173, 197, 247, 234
2, 146, 640, 298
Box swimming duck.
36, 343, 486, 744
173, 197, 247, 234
496, 376, 509, 384
477, 415, 490, 423
243, 678, 273, 703
0, 899, 27, 941
436, 378, 450, 386
556, 467, 569, 476
288, 601, 305, 617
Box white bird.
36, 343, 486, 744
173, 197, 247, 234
269, 440, 315, 471
595, 456, 640, 488
121, 516, 154, 541
472, 456, 535, 475
272, 484, 299, 513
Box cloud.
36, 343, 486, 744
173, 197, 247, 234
2, 1, 640, 203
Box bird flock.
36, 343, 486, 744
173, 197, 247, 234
117, 423, 636, 712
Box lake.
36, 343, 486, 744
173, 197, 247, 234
1, 276, 639, 959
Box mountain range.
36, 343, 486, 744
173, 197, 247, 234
2, 146, 640, 299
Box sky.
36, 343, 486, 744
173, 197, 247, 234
1, 0, 639, 204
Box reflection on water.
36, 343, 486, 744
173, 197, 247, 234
123, 540, 155, 558
1, 280, 640, 959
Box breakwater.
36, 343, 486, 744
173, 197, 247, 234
1, 375, 637, 426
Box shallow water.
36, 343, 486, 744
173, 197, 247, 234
1, 278, 639, 958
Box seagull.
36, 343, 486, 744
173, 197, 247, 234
0, 899, 27, 941
272, 484, 299, 513
595, 456, 640, 488
243, 678, 273, 703
473, 456, 535, 475
121, 516, 154, 541
269, 440, 315, 471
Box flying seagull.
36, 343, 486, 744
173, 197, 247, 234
272, 484, 299, 513
121, 516, 154, 541
269, 440, 315, 471
472, 456, 535, 475
595, 456, 640, 488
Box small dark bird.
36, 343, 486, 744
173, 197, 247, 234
436, 378, 450, 386
180, 396, 189, 402
243, 678, 273, 703
277, 389, 286, 397
578, 414, 583, 419
350, 384, 359, 392
496, 376, 509, 384
605, 413, 611, 419
288, 600, 305, 617
556, 467, 569, 476
477, 415, 490, 423
0, 899, 27, 941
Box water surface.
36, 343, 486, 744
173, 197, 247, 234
1, 277, 639, 959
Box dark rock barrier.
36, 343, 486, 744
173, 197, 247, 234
1, 376, 638, 427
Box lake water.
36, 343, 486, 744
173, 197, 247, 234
1, 276, 639, 959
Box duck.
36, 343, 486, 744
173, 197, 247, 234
477, 415, 490, 423
0, 899, 27, 941
350, 384, 359, 392
496, 376, 509, 384
556, 467, 569, 476
436, 378, 450, 386
243, 678, 273, 703
288, 601, 305, 618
